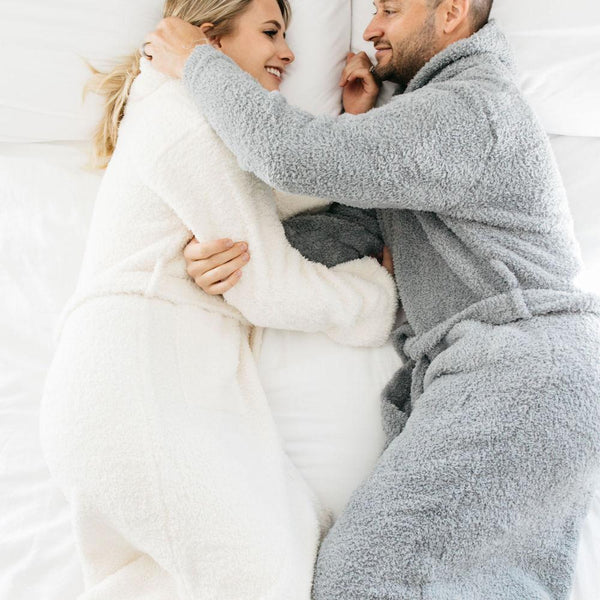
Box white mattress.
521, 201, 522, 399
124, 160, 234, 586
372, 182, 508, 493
1, 133, 599, 599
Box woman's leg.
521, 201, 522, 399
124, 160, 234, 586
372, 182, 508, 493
312, 313, 600, 600
40, 295, 321, 600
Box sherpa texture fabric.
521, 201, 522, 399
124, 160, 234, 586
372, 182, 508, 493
183, 19, 600, 600
39, 58, 398, 600
283, 203, 384, 268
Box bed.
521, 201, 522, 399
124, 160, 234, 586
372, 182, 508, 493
1, 0, 599, 598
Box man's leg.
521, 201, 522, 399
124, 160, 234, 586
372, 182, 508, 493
312, 313, 600, 600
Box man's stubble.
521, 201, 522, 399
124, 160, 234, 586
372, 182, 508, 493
373, 12, 438, 87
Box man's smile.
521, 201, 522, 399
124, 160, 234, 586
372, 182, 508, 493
374, 44, 392, 61
375, 48, 392, 60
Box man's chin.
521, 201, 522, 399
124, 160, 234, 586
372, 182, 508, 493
373, 63, 394, 83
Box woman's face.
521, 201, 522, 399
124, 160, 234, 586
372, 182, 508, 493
212, 0, 294, 91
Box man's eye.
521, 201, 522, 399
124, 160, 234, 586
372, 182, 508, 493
372, 9, 396, 15
264, 30, 277, 37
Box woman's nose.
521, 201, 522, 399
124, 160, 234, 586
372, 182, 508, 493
279, 40, 295, 64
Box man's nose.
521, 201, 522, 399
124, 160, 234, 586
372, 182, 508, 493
363, 16, 383, 43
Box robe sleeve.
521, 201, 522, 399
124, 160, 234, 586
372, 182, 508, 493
183, 45, 493, 218
283, 203, 384, 268
136, 124, 397, 347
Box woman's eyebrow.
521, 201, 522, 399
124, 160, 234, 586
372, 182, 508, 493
262, 19, 286, 38
263, 20, 282, 30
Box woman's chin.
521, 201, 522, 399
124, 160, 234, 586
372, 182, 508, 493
258, 75, 281, 92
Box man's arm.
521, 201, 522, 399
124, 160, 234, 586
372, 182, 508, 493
180, 46, 492, 217
146, 18, 493, 218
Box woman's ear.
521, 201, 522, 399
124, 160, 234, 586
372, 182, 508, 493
199, 22, 222, 49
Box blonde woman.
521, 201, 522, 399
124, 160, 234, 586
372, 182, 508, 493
39, 0, 397, 598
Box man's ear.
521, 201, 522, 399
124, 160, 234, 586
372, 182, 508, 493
199, 22, 222, 49
440, 0, 470, 35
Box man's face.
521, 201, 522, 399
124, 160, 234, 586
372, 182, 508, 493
364, 0, 441, 86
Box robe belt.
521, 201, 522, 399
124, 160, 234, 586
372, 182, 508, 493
383, 287, 600, 429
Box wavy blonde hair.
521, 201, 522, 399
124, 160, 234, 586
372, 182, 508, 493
87, 0, 291, 169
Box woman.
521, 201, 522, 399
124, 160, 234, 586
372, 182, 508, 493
39, 0, 397, 598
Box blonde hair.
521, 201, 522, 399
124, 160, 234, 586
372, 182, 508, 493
87, 0, 291, 169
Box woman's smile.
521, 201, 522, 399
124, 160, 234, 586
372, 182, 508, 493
265, 65, 284, 80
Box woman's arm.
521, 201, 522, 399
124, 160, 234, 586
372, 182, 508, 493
136, 120, 397, 347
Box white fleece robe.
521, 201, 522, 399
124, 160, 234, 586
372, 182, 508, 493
39, 59, 397, 600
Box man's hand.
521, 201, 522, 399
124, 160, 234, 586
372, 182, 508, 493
145, 17, 209, 78
381, 246, 394, 276
184, 237, 250, 295
339, 52, 381, 115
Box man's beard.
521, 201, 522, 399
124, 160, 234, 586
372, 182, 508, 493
373, 14, 438, 87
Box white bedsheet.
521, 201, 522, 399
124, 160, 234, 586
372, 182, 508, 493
1, 137, 599, 599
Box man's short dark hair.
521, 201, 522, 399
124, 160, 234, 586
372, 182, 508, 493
429, 0, 493, 33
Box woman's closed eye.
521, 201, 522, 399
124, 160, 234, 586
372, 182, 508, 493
264, 29, 278, 38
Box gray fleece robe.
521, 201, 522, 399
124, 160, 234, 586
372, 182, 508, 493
182, 20, 600, 600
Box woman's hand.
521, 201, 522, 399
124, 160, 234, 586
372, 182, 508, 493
184, 237, 392, 295
339, 52, 381, 115
184, 237, 250, 295
144, 17, 209, 78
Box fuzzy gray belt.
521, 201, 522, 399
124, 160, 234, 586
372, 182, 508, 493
381, 287, 600, 444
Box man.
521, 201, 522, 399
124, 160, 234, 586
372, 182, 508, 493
145, 0, 600, 598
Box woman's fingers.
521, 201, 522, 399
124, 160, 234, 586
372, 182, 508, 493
184, 237, 235, 261
193, 251, 250, 287
200, 243, 248, 273
205, 270, 243, 295
183, 237, 250, 295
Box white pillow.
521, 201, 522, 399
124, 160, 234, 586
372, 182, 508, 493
280, 0, 350, 116
257, 329, 401, 520
0, 0, 349, 143
490, 0, 600, 137
0, 1, 164, 143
